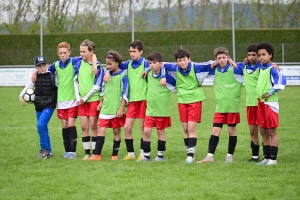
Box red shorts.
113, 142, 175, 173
98, 115, 126, 128
246, 106, 259, 125
144, 116, 171, 130
126, 100, 146, 119
213, 112, 240, 124
78, 101, 100, 117
178, 102, 202, 123
257, 99, 279, 129
57, 106, 78, 120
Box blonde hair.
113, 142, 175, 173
57, 42, 70, 51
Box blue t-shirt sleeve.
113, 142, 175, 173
144, 60, 149, 69
163, 62, 177, 71
94, 66, 104, 86
270, 67, 286, 90
74, 61, 81, 76
234, 65, 244, 75
48, 63, 56, 73
119, 60, 130, 70
121, 75, 129, 101
72, 57, 82, 66
193, 62, 212, 73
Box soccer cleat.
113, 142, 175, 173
123, 154, 136, 160
266, 160, 277, 165
257, 159, 270, 165
82, 154, 91, 161
185, 156, 194, 164
111, 156, 118, 161
137, 157, 150, 162
154, 156, 164, 162
37, 150, 50, 159
248, 157, 260, 162
225, 155, 233, 163
68, 153, 76, 159
89, 154, 102, 161
136, 154, 145, 162
196, 156, 214, 164
63, 152, 70, 159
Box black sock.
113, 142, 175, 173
263, 145, 271, 159
143, 141, 151, 159
82, 136, 91, 155
157, 140, 166, 158
187, 138, 197, 158
69, 126, 77, 153
184, 138, 189, 155
250, 141, 259, 157
228, 136, 237, 155
62, 128, 70, 152
270, 146, 278, 160
125, 139, 134, 153
112, 140, 121, 156
208, 135, 219, 154
94, 136, 105, 155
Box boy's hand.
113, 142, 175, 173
116, 109, 123, 118
31, 71, 38, 82
243, 58, 249, 65
92, 66, 98, 75
211, 61, 218, 68
142, 71, 148, 79
97, 102, 102, 111
160, 78, 166, 86
229, 59, 237, 67
262, 93, 270, 101
272, 63, 280, 71
104, 72, 111, 83
19, 96, 26, 106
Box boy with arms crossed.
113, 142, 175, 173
19, 56, 57, 159
163, 48, 215, 163
89, 51, 128, 161
74, 39, 103, 160
197, 47, 244, 164
138, 52, 176, 162
105, 40, 150, 161
256, 42, 286, 165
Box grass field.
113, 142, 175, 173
0, 86, 300, 200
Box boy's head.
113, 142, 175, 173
34, 55, 48, 74
256, 42, 274, 65
214, 47, 230, 68
247, 44, 258, 65
57, 42, 71, 62
105, 50, 122, 72
129, 40, 143, 61
147, 51, 163, 73
175, 48, 191, 70
80, 39, 95, 61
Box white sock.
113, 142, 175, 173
226, 153, 233, 157
207, 153, 214, 157
140, 149, 144, 155
128, 152, 135, 157
252, 156, 259, 159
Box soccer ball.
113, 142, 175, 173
23, 88, 35, 103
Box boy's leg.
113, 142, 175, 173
68, 125, 77, 159
123, 118, 136, 160
267, 128, 279, 165
139, 127, 152, 161
89, 126, 106, 161
181, 122, 189, 155
257, 128, 271, 165
139, 118, 145, 157
80, 116, 91, 159
36, 108, 54, 159
156, 129, 166, 162
61, 118, 70, 157
226, 125, 237, 163
186, 121, 197, 161
111, 127, 121, 160
90, 116, 98, 154
249, 125, 259, 161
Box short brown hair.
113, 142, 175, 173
214, 47, 229, 58
80, 39, 95, 51
57, 42, 70, 51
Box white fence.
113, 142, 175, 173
1, 64, 300, 86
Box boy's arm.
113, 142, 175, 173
73, 61, 81, 103
233, 64, 244, 83
119, 60, 130, 70
165, 72, 177, 93
194, 61, 214, 86
97, 96, 103, 111
121, 75, 129, 105
91, 54, 98, 75
82, 66, 103, 102
262, 68, 286, 101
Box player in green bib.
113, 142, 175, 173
255, 42, 286, 166
74, 39, 104, 160
198, 47, 244, 164
137, 52, 177, 162
88, 50, 129, 161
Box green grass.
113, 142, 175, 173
1, 86, 300, 200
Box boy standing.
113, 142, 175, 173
19, 56, 57, 159
74, 39, 103, 160
138, 52, 176, 162
105, 40, 149, 160
256, 42, 286, 165
197, 47, 244, 164
89, 50, 128, 161
163, 48, 214, 163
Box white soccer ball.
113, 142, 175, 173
23, 88, 35, 103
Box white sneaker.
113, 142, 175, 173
266, 160, 277, 165
185, 156, 194, 163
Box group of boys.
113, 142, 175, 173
19, 39, 286, 166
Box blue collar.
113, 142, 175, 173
59, 57, 71, 68
110, 69, 124, 76
217, 63, 231, 72
261, 63, 273, 70
178, 62, 192, 75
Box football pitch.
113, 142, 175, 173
0, 86, 299, 200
